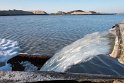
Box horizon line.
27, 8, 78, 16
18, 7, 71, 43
0, 9, 121, 14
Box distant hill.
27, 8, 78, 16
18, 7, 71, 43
0, 10, 47, 16
0, 9, 115, 16
67, 10, 97, 15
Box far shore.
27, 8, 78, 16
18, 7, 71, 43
0, 14, 116, 16
0, 9, 117, 16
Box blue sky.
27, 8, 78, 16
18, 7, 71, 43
0, 0, 124, 13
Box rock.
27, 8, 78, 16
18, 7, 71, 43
110, 21, 124, 64
110, 24, 121, 58
7, 54, 50, 71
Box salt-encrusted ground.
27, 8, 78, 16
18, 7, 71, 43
0, 71, 124, 83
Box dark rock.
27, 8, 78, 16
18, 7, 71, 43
7, 54, 50, 71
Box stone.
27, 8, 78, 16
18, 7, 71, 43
110, 21, 124, 64
7, 54, 50, 71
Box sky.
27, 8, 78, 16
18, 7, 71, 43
0, 0, 124, 13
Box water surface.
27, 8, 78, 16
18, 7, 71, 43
0, 15, 124, 56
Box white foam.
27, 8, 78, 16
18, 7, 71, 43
0, 38, 20, 71
41, 32, 114, 72
21, 61, 38, 71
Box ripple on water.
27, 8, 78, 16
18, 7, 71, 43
0, 15, 124, 55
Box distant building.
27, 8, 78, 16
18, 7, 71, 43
56, 11, 66, 15
50, 11, 66, 15
32, 10, 47, 15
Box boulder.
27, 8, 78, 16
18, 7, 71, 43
110, 21, 124, 64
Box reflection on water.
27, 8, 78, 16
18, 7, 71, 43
0, 15, 124, 56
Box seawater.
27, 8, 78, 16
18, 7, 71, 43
0, 15, 124, 56
40, 24, 124, 76
41, 32, 114, 72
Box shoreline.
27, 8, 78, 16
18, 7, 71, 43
0, 14, 116, 16
0, 9, 116, 16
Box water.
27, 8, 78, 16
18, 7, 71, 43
0, 15, 124, 56
41, 25, 124, 76
0, 39, 19, 62
41, 32, 115, 72
0, 39, 20, 71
